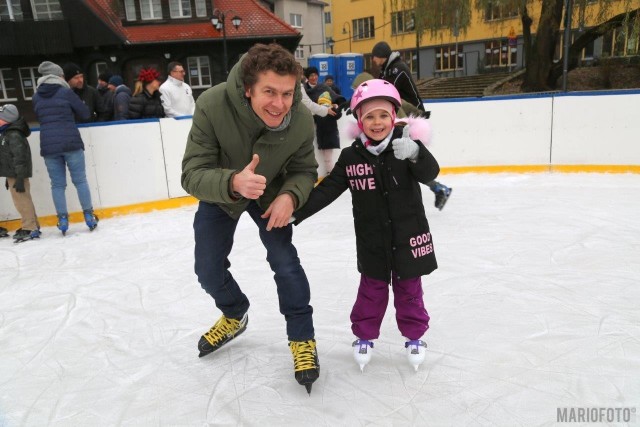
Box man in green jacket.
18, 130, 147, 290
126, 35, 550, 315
181, 43, 320, 393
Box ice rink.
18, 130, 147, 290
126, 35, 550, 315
1, 173, 639, 426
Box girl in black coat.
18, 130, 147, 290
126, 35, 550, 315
294, 79, 440, 372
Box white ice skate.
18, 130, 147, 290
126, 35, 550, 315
405, 339, 427, 371
352, 339, 374, 372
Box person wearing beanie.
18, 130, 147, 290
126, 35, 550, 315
107, 75, 131, 121
371, 41, 392, 60
97, 72, 114, 121
302, 66, 345, 175
62, 62, 106, 122
0, 104, 41, 242
323, 74, 341, 95
32, 61, 99, 234
371, 43, 453, 210
128, 67, 165, 119
159, 61, 195, 118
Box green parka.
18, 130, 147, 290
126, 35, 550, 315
181, 57, 318, 220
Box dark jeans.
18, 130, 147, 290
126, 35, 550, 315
194, 200, 314, 341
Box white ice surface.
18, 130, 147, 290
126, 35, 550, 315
1, 173, 639, 426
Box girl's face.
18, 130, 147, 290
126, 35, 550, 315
360, 108, 394, 141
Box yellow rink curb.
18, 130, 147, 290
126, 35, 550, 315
1, 164, 639, 231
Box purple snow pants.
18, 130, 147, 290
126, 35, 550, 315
350, 274, 430, 341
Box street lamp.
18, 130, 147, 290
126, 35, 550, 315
342, 22, 352, 52
327, 37, 335, 54
211, 9, 242, 76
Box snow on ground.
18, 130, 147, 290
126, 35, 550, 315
1, 173, 639, 426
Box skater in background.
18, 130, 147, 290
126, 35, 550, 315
181, 43, 320, 393
303, 66, 345, 175
323, 74, 341, 95
371, 41, 452, 210
0, 104, 41, 242
128, 67, 165, 119
294, 79, 439, 372
32, 61, 99, 235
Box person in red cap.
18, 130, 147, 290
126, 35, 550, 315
128, 67, 165, 119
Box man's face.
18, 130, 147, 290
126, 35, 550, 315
245, 70, 296, 128
372, 56, 386, 67
68, 74, 84, 89
170, 65, 186, 82
325, 78, 334, 86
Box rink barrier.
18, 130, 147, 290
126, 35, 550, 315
1, 90, 639, 229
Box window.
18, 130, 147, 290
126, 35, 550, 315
0, 69, 18, 101
187, 56, 211, 88
195, 0, 206, 17
295, 46, 305, 60
169, 0, 190, 18
1, 0, 24, 21
400, 50, 417, 73
485, 2, 518, 21
19, 67, 38, 100
124, 0, 136, 20
141, 0, 162, 20
484, 39, 517, 68
602, 24, 640, 57
289, 13, 302, 28
435, 45, 462, 71
391, 10, 415, 35
324, 11, 331, 24
353, 16, 374, 40
31, 0, 62, 20
94, 62, 108, 81
553, 31, 596, 63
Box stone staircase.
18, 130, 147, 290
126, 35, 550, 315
417, 72, 515, 99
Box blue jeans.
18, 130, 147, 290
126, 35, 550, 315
43, 150, 93, 216
194, 201, 314, 341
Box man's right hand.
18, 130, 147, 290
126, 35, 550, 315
231, 154, 267, 199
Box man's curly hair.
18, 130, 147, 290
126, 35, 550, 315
240, 43, 302, 89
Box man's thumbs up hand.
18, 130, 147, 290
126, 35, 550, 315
232, 154, 267, 199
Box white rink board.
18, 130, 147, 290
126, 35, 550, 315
551, 92, 640, 165
2, 91, 639, 221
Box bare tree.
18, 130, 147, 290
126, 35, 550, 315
391, 0, 640, 91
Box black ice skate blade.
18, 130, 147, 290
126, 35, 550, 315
14, 236, 39, 244
436, 188, 452, 211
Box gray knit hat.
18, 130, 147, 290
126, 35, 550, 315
0, 104, 19, 123
38, 61, 64, 77
372, 41, 392, 59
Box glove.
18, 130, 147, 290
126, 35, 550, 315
421, 110, 431, 119
14, 178, 25, 193
338, 100, 351, 115
392, 125, 419, 161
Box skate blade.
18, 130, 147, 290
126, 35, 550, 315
304, 383, 312, 395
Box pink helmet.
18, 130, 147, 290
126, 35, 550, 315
350, 79, 401, 119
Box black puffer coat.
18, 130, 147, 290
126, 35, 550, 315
0, 117, 32, 179
304, 82, 345, 149
295, 125, 439, 282
128, 89, 165, 119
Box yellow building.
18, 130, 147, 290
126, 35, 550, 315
327, 1, 639, 79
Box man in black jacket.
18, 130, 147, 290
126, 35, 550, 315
63, 63, 108, 122
371, 41, 453, 210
